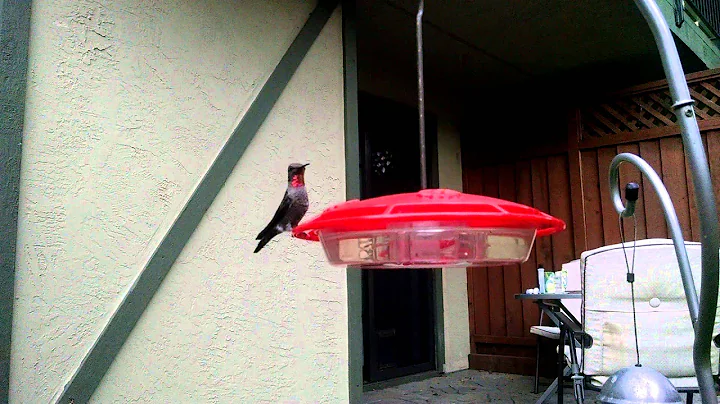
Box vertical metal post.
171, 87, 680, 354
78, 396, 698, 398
416, 0, 427, 189
631, 1, 719, 402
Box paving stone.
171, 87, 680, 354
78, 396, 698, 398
362, 369, 601, 403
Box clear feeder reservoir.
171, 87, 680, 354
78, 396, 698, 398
319, 226, 536, 268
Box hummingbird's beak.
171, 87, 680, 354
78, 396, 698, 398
302, 163, 310, 168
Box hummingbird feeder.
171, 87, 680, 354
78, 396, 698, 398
292, 188, 565, 268
292, 0, 566, 268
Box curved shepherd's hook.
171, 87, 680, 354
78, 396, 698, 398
609, 153, 714, 401
622, 2, 720, 402
609, 154, 700, 322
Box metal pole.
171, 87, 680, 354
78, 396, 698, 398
630, 1, 720, 402
609, 153, 699, 326
416, 0, 427, 189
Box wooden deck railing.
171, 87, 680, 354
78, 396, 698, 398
577, 68, 720, 149
687, 0, 720, 38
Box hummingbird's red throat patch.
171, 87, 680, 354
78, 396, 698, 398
291, 174, 304, 187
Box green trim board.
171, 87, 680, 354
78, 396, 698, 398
0, 1, 33, 402
657, 0, 720, 67
55, 1, 340, 402
341, 0, 363, 402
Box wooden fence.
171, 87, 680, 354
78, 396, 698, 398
463, 68, 720, 375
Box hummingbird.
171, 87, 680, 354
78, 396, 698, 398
254, 163, 310, 253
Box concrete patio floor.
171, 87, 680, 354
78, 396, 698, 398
362, 369, 598, 403
362, 369, 708, 403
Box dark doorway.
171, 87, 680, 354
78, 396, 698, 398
359, 92, 439, 383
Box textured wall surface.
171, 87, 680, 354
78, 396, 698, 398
11, 0, 347, 402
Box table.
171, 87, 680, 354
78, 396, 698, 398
515, 293, 584, 404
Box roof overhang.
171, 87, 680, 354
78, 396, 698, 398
357, 0, 711, 96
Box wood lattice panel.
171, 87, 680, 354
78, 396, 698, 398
463, 68, 720, 376
579, 71, 720, 141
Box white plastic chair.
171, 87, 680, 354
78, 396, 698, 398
579, 238, 720, 402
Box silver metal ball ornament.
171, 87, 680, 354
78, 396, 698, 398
597, 365, 682, 404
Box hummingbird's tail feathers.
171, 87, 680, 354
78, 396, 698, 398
256, 225, 270, 240
256, 220, 280, 240
253, 229, 280, 253
253, 237, 270, 253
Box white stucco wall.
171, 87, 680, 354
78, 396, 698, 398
11, 0, 348, 402
436, 121, 471, 373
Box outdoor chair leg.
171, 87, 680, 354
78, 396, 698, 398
568, 347, 584, 403
573, 380, 584, 404
558, 327, 564, 404
534, 309, 546, 394
534, 337, 541, 393
687, 392, 693, 404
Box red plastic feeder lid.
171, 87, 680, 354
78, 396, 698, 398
293, 188, 565, 241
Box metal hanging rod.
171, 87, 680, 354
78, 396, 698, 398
416, 0, 427, 190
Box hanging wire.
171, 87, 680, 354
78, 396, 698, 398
619, 214, 641, 366
416, 0, 427, 190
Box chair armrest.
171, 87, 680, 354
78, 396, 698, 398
556, 311, 594, 348
556, 311, 582, 333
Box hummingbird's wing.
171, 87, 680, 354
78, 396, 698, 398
256, 190, 291, 240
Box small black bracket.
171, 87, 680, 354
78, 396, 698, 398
625, 182, 640, 202
675, 0, 685, 28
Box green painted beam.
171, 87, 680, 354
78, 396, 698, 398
55, 1, 339, 402
341, 1, 363, 402
0, 1, 33, 403
657, 0, 720, 67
